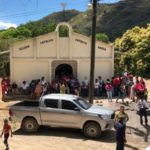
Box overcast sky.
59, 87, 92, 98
0, 0, 120, 29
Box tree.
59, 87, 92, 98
59, 25, 69, 37
114, 25, 150, 78
12, 26, 32, 39
96, 33, 109, 43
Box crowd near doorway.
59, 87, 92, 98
55, 64, 73, 80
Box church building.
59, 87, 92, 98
10, 22, 114, 85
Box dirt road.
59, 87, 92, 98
0, 100, 150, 150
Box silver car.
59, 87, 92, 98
10, 94, 115, 139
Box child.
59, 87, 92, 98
0, 119, 13, 150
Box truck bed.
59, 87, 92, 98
14, 101, 39, 107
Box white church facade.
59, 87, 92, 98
10, 22, 114, 85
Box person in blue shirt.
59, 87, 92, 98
115, 117, 126, 150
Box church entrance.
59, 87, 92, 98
51, 60, 77, 81
55, 64, 73, 79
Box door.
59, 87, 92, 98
40, 99, 62, 125
58, 100, 83, 128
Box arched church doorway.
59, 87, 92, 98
51, 60, 77, 81
55, 64, 73, 79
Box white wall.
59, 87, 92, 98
59, 38, 70, 58
12, 40, 34, 58
36, 32, 57, 58
11, 60, 49, 85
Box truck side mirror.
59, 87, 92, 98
74, 107, 80, 111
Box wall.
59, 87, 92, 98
11, 60, 49, 85
78, 60, 113, 83
36, 32, 57, 58
72, 33, 91, 58
10, 23, 114, 85
12, 40, 34, 58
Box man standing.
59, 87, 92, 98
94, 79, 100, 99
115, 117, 126, 150
115, 106, 129, 125
98, 76, 104, 96
137, 95, 149, 125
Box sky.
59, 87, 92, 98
0, 0, 120, 29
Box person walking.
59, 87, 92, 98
116, 83, 126, 103
137, 95, 149, 125
0, 119, 13, 150
115, 117, 126, 150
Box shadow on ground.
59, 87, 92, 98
125, 143, 139, 150
127, 125, 150, 142
13, 126, 116, 143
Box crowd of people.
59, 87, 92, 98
0, 72, 149, 150
1, 75, 81, 100
0, 71, 148, 102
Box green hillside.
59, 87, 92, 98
1, 0, 150, 77
1, 0, 150, 41
21, 0, 150, 41
70, 0, 150, 41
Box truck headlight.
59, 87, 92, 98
98, 114, 110, 120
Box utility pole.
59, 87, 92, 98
61, 3, 67, 21
89, 0, 98, 104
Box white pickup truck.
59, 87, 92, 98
9, 94, 115, 138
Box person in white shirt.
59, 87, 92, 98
94, 79, 100, 99
84, 76, 89, 86
137, 95, 149, 125
41, 76, 46, 87
20, 81, 29, 95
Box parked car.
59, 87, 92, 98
9, 94, 115, 138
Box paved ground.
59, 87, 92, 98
0, 98, 150, 150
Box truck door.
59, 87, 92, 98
40, 99, 61, 125
58, 100, 83, 128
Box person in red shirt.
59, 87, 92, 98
0, 119, 13, 150
134, 80, 145, 101
113, 76, 120, 97
139, 77, 146, 88
1, 77, 8, 101
105, 79, 113, 102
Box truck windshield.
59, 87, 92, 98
74, 98, 91, 110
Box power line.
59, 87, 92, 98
0, 8, 54, 19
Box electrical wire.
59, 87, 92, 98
0, 8, 54, 19
0, 0, 88, 20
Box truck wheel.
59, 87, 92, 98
83, 122, 101, 139
22, 118, 39, 133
